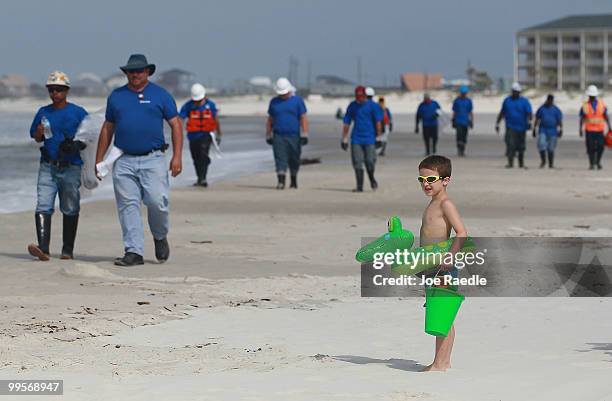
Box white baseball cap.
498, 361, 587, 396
511, 82, 522, 92
365, 87, 375, 97
586, 84, 599, 97
275, 77, 293, 95
46, 71, 71, 87
191, 83, 206, 101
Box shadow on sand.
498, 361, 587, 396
333, 355, 425, 372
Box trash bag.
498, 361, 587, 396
75, 112, 105, 190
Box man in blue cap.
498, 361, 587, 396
452, 85, 473, 156
95, 54, 183, 266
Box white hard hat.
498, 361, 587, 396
365, 87, 375, 97
586, 84, 599, 97
275, 77, 293, 95
191, 83, 206, 101
511, 82, 522, 92
46, 71, 71, 87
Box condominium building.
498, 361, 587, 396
515, 14, 612, 90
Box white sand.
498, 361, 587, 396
1, 133, 611, 400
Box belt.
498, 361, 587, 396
43, 159, 72, 168
124, 144, 169, 157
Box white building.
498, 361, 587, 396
516, 14, 612, 90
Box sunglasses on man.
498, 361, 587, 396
126, 68, 146, 74
47, 86, 68, 93
417, 175, 448, 183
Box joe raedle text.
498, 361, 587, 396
372, 274, 487, 287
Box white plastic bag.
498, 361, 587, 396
75, 112, 106, 190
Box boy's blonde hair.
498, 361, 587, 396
419, 155, 452, 177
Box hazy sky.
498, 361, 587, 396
2, 0, 612, 87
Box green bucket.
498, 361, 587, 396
425, 287, 465, 337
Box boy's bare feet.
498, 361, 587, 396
420, 363, 450, 372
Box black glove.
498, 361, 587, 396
558, 129, 563, 138
532, 130, 537, 138
414, 127, 419, 134
341, 141, 348, 151
526, 122, 532, 130
216, 136, 221, 146
58, 138, 86, 157
300, 136, 308, 146
451, 119, 456, 129
266, 137, 273, 145
469, 120, 474, 129
375, 140, 383, 149
389, 123, 393, 132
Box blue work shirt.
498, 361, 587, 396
30, 103, 88, 165
452, 97, 473, 126
105, 82, 178, 154
501, 96, 532, 132
267, 95, 307, 136
179, 99, 218, 141
343, 100, 382, 145
536, 104, 563, 136
417, 100, 441, 127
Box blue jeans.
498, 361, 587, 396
537, 134, 558, 152
351, 144, 376, 170
112, 151, 169, 256
272, 134, 301, 174
36, 162, 81, 216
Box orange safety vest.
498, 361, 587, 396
582, 99, 606, 133
186, 104, 217, 133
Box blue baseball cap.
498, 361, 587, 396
459, 85, 469, 94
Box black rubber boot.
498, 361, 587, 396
539, 151, 546, 168
290, 174, 298, 189
366, 167, 378, 191
28, 213, 51, 261
505, 156, 514, 168
154, 237, 169, 263
518, 152, 525, 168
548, 151, 554, 168
61, 214, 79, 260
276, 174, 286, 190
353, 169, 364, 192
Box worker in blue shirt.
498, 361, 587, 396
342, 86, 383, 192
452, 85, 473, 157
96, 54, 183, 266
415, 93, 441, 155
495, 82, 532, 168
266, 77, 309, 189
27, 71, 88, 261
533, 94, 563, 168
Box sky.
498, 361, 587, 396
2, 0, 612, 88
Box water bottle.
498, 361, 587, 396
41, 116, 52, 139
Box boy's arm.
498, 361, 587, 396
440, 199, 468, 269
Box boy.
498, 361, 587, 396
417, 155, 467, 372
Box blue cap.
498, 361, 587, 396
459, 85, 469, 94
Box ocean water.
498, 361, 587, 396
0, 112, 276, 214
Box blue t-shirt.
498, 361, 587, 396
452, 97, 473, 126
501, 96, 532, 132
343, 100, 382, 145
30, 103, 88, 165
179, 99, 218, 141
417, 101, 441, 126
267, 95, 307, 136
105, 82, 178, 154
536, 105, 563, 136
